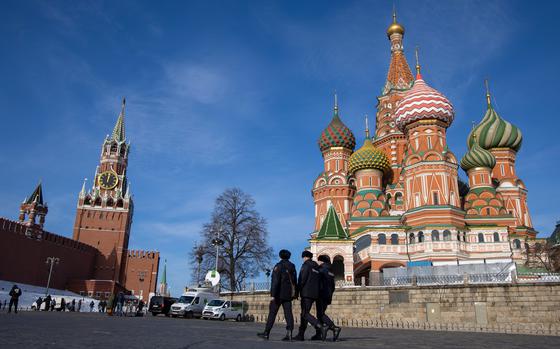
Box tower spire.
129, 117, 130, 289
334, 91, 338, 114
415, 46, 421, 77
111, 97, 126, 142
484, 79, 492, 107
79, 178, 87, 197
365, 114, 370, 139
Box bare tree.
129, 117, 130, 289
189, 188, 273, 291
524, 239, 558, 272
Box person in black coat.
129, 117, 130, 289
315, 255, 341, 341
44, 295, 52, 312
293, 250, 325, 341
257, 249, 297, 341
8, 284, 22, 313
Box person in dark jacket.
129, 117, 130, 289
8, 284, 22, 313
293, 251, 325, 341
314, 255, 341, 341
257, 249, 297, 341
44, 295, 52, 312
36, 297, 43, 311
60, 298, 66, 312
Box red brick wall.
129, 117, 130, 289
122, 250, 160, 301
0, 218, 96, 290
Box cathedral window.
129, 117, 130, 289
500, 164, 505, 176
391, 234, 399, 245
415, 138, 419, 150
486, 208, 491, 215
513, 239, 521, 249
378, 234, 387, 245
431, 230, 439, 241
427, 137, 432, 149
409, 233, 415, 244
493, 232, 500, 242
478, 233, 484, 243
336, 160, 339, 172
432, 192, 439, 205
418, 231, 425, 242
450, 192, 455, 206
443, 230, 451, 241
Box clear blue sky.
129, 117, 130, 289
1, 0, 559, 296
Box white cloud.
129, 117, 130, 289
165, 63, 229, 104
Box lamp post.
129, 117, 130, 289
211, 227, 224, 273
45, 257, 60, 296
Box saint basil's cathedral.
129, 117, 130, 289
309, 13, 536, 283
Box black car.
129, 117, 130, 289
149, 296, 177, 316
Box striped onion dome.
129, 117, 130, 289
318, 107, 356, 152
348, 138, 391, 174
394, 73, 455, 132
467, 105, 522, 152
460, 138, 496, 171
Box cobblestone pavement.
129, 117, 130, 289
0, 311, 559, 349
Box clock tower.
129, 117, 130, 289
73, 99, 133, 284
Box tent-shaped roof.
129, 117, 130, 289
316, 205, 349, 240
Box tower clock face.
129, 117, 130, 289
99, 171, 118, 190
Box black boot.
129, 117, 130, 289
292, 332, 305, 341
281, 330, 292, 341
320, 324, 329, 341
332, 326, 341, 342
257, 331, 269, 340
310, 331, 322, 341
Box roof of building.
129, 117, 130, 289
316, 205, 349, 240
349, 137, 391, 174
394, 72, 455, 132
25, 182, 44, 205
318, 97, 356, 152
460, 135, 497, 171
111, 98, 126, 142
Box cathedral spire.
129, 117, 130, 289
484, 79, 492, 107
383, 9, 414, 95
365, 114, 370, 139
415, 46, 422, 78
79, 178, 87, 198
333, 91, 339, 117
111, 98, 126, 142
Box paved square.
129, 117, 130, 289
0, 312, 559, 348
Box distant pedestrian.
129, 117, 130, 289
44, 295, 52, 312
78, 299, 82, 312
36, 297, 43, 311
71, 299, 76, 312
51, 298, 56, 311
257, 249, 297, 341
8, 284, 22, 313
101, 300, 107, 313
0, 299, 3, 310
90, 301, 94, 312
316, 255, 341, 341
116, 292, 125, 316
60, 298, 66, 312
293, 251, 324, 341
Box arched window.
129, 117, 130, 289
395, 192, 403, 204
378, 234, 387, 245
463, 232, 467, 242
386, 193, 392, 209
418, 231, 425, 243
443, 230, 451, 241
409, 233, 415, 244
478, 233, 484, 243
391, 234, 399, 245
431, 230, 440, 241
493, 232, 500, 242
513, 239, 521, 249
457, 231, 461, 241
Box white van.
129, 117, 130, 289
201, 299, 244, 321
170, 287, 216, 318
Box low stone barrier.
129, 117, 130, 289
226, 283, 560, 336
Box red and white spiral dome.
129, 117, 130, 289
394, 74, 455, 132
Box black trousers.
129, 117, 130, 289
8, 299, 18, 313
316, 299, 335, 328
298, 297, 319, 335
265, 299, 294, 332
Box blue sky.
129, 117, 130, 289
1, 0, 559, 296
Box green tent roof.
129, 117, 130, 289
25, 182, 44, 205
316, 205, 349, 240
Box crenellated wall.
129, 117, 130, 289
122, 250, 160, 301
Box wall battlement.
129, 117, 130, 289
127, 250, 159, 259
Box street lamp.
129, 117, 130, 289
211, 227, 224, 273
45, 257, 60, 296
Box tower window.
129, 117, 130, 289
500, 164, 505, 176
418, 231, 425, 243
486, 208, 491, 215
415, 193, 420, 207
478, 233, 484, 243
391, 234, 399, 245
427, 137, 432, 149
378, 234, 386, 245
433, 192, 439, 205
493, 232, 500, 242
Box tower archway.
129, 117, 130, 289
332, 255, 345, 281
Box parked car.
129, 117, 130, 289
201, 299, 244, 321
148, 296, 177, 316
170, 287, 216, 318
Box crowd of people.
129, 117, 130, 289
257, 249, 341, 342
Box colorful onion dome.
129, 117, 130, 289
394, 73, 455, 132
318, 103, 356, 152
460, 136, 496, 171
467, 104, 522, 152
348, 137, 391, 174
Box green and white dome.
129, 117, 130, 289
468, 105, 522, 152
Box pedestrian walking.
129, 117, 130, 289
36, 296, 43, 311
257, 249, 297, 341
60, 298, 66, 312
44, 295, 52, 312
78, 299, 82, 312
316, 255, 341, 341
293, 251, 325, 341
8, 284, 22, 313
116, 292, 125, 316
90, 300, 94, 312
51, 298, 56, 311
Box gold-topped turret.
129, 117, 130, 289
387, 8, 405, 38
